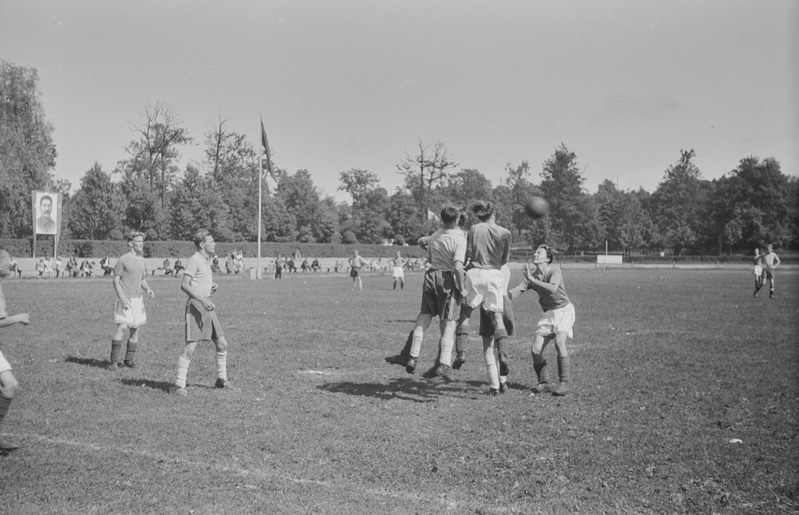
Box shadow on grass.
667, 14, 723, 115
318, 377, 481, 403
65, 356, 109, 369
385, 319, 416, 324
119, 378, 175, 393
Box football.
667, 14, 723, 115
524, 196, 550, 219
0, 250, 11, 279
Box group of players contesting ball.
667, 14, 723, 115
0, 196, 783, 455
385, 198, 575, 398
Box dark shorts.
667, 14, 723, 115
765, 269, 774, 280
350, 267, 361, 278
185, 299, 225, 342
420, 270, 461, 321
479, 293, 515, 337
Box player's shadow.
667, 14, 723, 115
385, 319, 416, 324
119, 378, 175, 393
318, 377, 476, 403
65, 356, 109, 369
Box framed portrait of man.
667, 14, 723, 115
34, 191, 58, 235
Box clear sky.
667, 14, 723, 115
2, 0, 797, 202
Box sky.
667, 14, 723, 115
1, 0, 797, 203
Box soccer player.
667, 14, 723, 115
388, 204, 467, 381
752, 247, 766, 298
455, 201, 512, 377
172, 229, 233, 396
348, 250, 367, 291
0, 248, 31, 453
108, 231, 155, 369
389, 251, 407, 291
479, 265, 515, 395
763, 244, 781, 299
508, 244, 575, 396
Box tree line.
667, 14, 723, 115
2, 60, 797, 255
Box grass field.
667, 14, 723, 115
0, 268, 797, 514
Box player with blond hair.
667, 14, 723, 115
172, 229, 233, 396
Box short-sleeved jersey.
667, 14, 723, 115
427, 228, 467, 272
184, 252, 214, 298
467, 222, 511, 270
114, 252, 148, 298
514, 266, 570, 312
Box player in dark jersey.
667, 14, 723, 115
508, 244, 575, 396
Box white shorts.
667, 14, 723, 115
753, 265, 763, 276
114, 296, 147, 329
465, 268, 505, 312
392, 266, 405, 279
0, 351, 11, 374
535, 303, 576, 339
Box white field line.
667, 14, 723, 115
9, 432, 517, 513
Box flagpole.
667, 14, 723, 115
257, 150, 263, 280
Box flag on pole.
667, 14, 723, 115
260, 118, 276, 180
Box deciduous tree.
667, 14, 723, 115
0, 60, 57, 237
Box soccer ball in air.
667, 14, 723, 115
524, 196, 550, 219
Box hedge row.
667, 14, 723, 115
3, 238, 793, 264
0, 238, 428, 260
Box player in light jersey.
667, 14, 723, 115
348, 250, 367, 291
108, 231, 155, 369
387, 205, 467, 381
752, 248, 766, 298
389, 251, 407, 291
455, 201, 512, 380
0, 248, 31, 453
172, 229, 233, 396
762, 244, 781, 299
508, 244, 575, 396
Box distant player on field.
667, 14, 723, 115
389, 251, 407, 291
108, 231, 155, 370
752, 247, 766, 298
348, 250, 367, 291
172, 229, 233, 396
0, 248, 31, 454
508, 244, 575, 396
762, 244, 780, 299
455, 201, 512, 379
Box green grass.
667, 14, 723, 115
0, 269, 797, 514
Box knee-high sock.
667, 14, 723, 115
0, 393, 12, 428
409, 327, 424, 358
110, 339, 124, 363
483, 344, 500, 390
175, 357, 191, 388
494, 328, 509, 362
438, 337, 454, 367
558, 356, 571, 384
455, 328, 469, 355
124, 340, 138, 362
216, 351, 228, 380
533, 358, 549, 385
